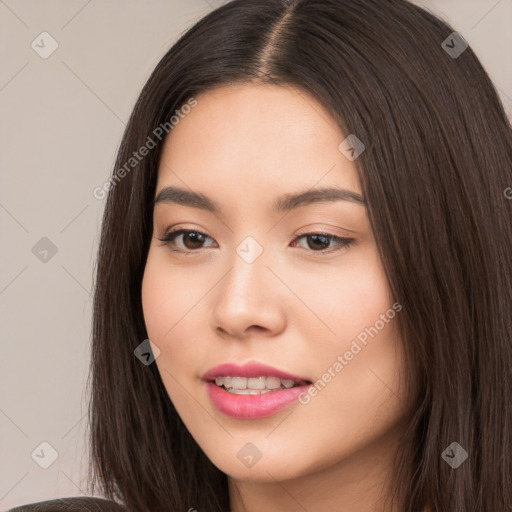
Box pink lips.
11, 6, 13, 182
202, 361, 312, 419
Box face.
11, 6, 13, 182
141, 83, 408, 487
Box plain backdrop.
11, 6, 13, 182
1, 0, 511, 509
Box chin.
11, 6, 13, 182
204, 443, 314, 483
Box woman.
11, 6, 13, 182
10, 0, 512, 510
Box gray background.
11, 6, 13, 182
1, 0, 510, 509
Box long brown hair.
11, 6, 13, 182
87, 0, 512, 510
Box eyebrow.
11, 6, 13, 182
154, 186, 366, 213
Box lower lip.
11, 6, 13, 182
205, 381, 311, 419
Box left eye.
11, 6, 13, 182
156, 229, 354, 254
291, 233, 354, 252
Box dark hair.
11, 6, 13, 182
86, 0, 512, 510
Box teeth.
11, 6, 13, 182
226, 388, 273, 395
232, 377, 247, 389
213, 376, 301, 392
265, 377, 282, 389
247, 377, 266, 389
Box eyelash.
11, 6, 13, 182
156, 228, 354, 255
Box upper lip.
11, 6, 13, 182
202, 361, 312, 383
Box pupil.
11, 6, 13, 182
308, 234, 329, 250
185, 232, 204, 249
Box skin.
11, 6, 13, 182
141, 83, 410, 511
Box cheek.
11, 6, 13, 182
341, 261, 395, 340
294, 245, 405, 403
141, 266, 171, 342
141, 255, 193, 388
290, 243, 394, 342
141, 249, 215, 390
141, 250, 203, 341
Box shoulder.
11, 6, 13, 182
6, 497, 126, 511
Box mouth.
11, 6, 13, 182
208, 376, 311, 395
202, 362, 313, 419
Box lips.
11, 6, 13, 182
202, 361, 311, 383
202, 361, 313, 419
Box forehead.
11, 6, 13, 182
156, 83, 362, 199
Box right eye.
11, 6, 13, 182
156, 228, 217, 253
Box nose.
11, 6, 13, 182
210, 246, 287, 341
